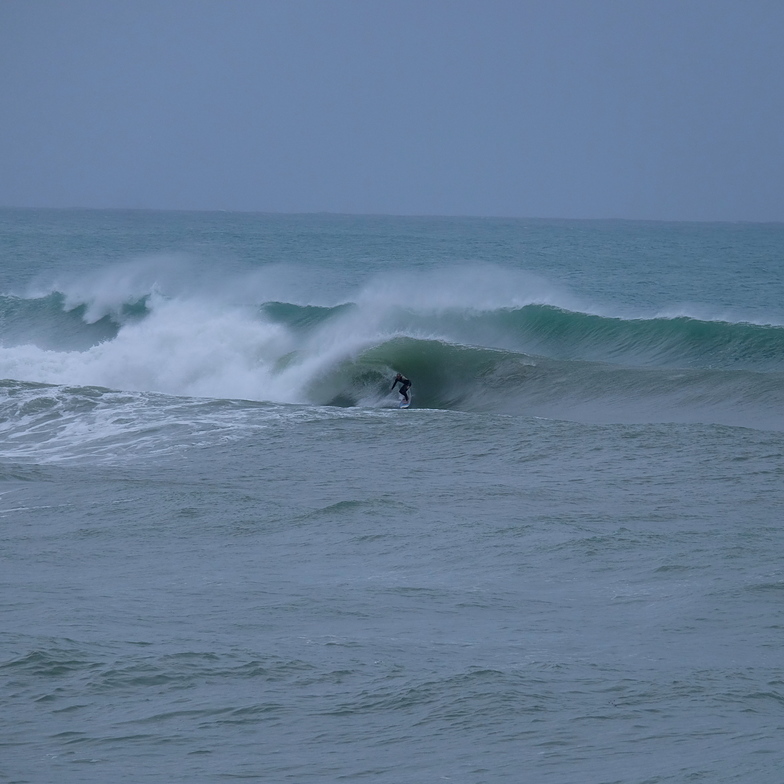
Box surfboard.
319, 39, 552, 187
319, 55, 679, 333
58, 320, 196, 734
398, 399, 411, 409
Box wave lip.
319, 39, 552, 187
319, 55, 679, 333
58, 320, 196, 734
494, 305, 784, 371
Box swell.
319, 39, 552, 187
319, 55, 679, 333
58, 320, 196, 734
485, 306, 784, 371
0, 293, 148, 350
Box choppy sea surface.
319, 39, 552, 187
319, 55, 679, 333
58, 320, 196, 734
1, 209, 783, 783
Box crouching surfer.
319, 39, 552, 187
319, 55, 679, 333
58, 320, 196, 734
391, 372, 412, 405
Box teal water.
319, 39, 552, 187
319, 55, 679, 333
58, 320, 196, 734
1, 209, 783, 783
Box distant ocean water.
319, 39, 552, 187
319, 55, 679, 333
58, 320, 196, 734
1, 208, 783, 783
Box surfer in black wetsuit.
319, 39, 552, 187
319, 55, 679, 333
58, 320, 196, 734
391, 372, 411, 404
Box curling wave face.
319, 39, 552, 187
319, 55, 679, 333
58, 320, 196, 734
1, 260, 783, 430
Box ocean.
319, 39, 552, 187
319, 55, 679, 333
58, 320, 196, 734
1, 208, 783, 783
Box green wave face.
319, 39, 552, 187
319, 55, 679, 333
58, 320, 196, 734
259, 301, 356, 334
259, 301, 784, 372
306, 333, 784, 430
485, 305, 784, 370
311, 338, 532, 410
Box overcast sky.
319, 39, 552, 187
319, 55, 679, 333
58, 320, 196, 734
1, 0, 782, 221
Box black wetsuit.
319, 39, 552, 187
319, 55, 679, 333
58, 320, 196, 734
392, 374, 411, 402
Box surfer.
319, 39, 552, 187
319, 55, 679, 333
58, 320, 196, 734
391, 372, 412, 404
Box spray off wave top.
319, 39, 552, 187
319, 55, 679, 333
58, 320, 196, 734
1, 259, 782, 430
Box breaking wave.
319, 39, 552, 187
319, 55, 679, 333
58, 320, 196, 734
1, 260, 782, 431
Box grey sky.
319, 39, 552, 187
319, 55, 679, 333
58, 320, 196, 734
1, 0, 782, 220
